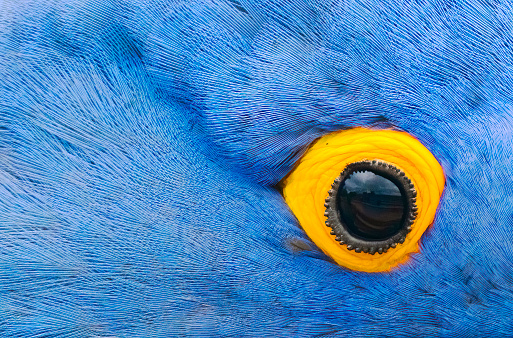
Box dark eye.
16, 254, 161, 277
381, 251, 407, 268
325, 161, 417, 255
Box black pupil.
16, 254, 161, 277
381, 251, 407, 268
337, 170, 407, 241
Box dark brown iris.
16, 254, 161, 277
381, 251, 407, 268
324, 160, 417, 255
337, 170, 407, 241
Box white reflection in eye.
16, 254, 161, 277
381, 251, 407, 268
343, 171, 401, 196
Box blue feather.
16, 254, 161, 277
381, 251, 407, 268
2, 0, 513, 336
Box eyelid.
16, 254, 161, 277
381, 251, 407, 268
281, 128, 445, 272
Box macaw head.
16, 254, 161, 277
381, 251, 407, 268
2, 0, 513, 336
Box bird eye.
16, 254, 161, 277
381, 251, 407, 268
281, 128, 445, 272
326, 160, 417, 254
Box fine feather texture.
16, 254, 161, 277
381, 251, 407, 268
2, 0, 513, 336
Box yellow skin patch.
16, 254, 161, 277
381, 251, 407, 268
282, 128, 445, 272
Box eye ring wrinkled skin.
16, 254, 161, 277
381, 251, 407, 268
282, 128, 445, 272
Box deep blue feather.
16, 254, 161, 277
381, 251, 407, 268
2, 0, 513, 336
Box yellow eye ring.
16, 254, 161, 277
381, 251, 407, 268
281, 128, 445, 272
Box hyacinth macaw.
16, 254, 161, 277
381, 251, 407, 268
2, 0, 513, 336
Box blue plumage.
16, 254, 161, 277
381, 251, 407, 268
2, 0, 513, 336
